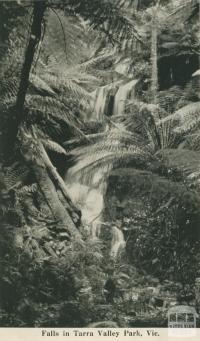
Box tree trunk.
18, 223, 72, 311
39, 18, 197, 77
19, 130, 81, 239
149, 0, 162, 150
39, 142, 81, 225
150, 0, 161, 104
199, 0, 200, 71
13, 0, 81, 239
13, 0, 46, 140
150, 11, 158, 105
31, 161, 81, 239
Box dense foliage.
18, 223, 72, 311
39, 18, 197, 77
0, 0, 200, 327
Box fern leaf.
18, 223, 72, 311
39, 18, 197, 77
66, 129, 151, 183
42, 139, 67, 155
29, 73, 56, 96
18, 184, 38, 195
159, 102, 200, 134
67, 148, 151, 185
59, 0, 143, 44
182, 131, 200, 151
25, 95, 85, 137
76, 52, 115, 72
2, 164, 28, 190
0, 77, 19, 107
40, 73, 92, 101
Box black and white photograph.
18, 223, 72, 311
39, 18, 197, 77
1, 0, 200, 332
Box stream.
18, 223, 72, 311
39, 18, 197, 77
65, 78, 137, 257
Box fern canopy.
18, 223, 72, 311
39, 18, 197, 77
55, 0, 143, 44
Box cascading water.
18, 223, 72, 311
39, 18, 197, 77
91, 80, 122, 121
65, 161, 107, 238
113, 79, 138, 117
92, 86, 108, 121
65, 78, 138, 257
110, 226, 126, 258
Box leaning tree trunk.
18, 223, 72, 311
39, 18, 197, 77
30, 160, 81, 239
20, 132, 81, 238
149, 0, 162, 150
15, 0, 81, 239
39, 143, 81, 226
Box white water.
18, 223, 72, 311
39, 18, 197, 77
110, 226, 126, 258
92, 86, 108, 121
66, 181, 105, 237
65, 161, 107, 240
91, 80, 122, 121
113, 79, 138, 117
65, 79, 138, 257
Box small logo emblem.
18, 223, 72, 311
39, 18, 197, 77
168, 305, 197, 337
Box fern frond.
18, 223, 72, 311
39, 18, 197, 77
2, 163, 29, 190
44, 64, 100, 84
42, 139, 67, 155
18, 184, 38, 196
76, 52, 115, 72
0, 77, 19, 107
65, 126, 144, 153
59, 0, 143, 45
168, 0, 199, 22
67, 147, 151, 185
40, 73, 92, 102
65, 126, 152, 184
43, 11, 91, 66
114, 100, 174, 149
159, 102, 200, 134
25, 95, 84, 137
29, 73, 56, 96
182, 130, 200, 151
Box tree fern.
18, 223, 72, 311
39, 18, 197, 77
65, 126, 153, 185
25, 95, 85, 137
159, 102, 200, 134
68, 148, 151, 183
57, 0, 143, 44
39, 73, 93, 102
42, 9, 95, 67
115, 100, 174, 149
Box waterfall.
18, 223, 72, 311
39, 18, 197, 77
113, 79, 138, 117
65, 164, 107, 238
108, 79, 138, 256
110, 226, 126, 258
65, 79, 138, 257
92, 86, 108, 121
91, 80, 123, 121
